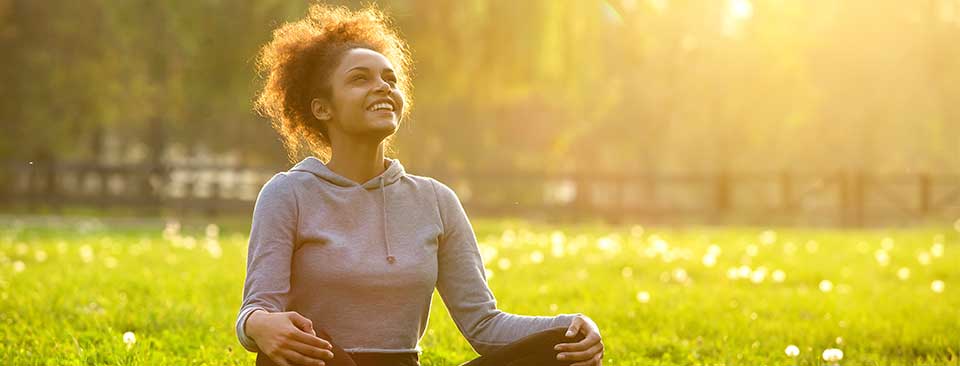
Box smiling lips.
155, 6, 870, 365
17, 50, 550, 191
367, 101, 395, 112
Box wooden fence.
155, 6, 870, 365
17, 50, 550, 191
2, 160, 959, 227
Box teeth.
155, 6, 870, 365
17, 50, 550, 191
368, 102, 393, 111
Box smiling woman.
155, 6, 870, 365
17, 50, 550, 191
239, 3, 603, 366
253, 3, 414, 164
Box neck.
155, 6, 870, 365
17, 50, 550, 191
326, 136, 388, 185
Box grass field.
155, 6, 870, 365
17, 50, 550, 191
1, 216, 958, 365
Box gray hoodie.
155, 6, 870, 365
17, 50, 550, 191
236, 156, 579, 355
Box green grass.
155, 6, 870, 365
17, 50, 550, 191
0, 216, 958, 365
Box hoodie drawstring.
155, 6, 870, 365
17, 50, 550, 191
380, 176, 396, 264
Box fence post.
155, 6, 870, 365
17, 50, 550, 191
918, 173, 931, 215
714, 171, 731, 223
780, 171, 793, 211
574, 173, 592, 221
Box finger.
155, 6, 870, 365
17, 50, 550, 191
290, 329, 333, 350
565, 317, 583, 337
279, 349, 325, 366
289, 313, 316, 336
555, 331, 601, 351
569, 353, 603, 366
287, 340, 335, 361
269, 352, 292, 366
557, 341, 603, 362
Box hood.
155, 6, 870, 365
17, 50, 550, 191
289, 156, 406, 190
288, 156, 405, 264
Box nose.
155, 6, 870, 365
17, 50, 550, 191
374, 78, 390, 93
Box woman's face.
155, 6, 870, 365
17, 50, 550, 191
313, 48, 405, 143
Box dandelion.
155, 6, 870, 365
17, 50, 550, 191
162, 220, 181, 241
123, 331, 136, 349
702, 254, 717, 267
79, 245, 94, 264
783, 242, 797, 255
34, 250, 47, 263
772, 269, 786, 283
12, 260, 25, 273
931, 280, 945, 293
636, 291, 651, 303
805, 240, 819, 253
750, 267, 767, 284
597, 236, 620, 253
745, 245, 759, 257
819, 280, 834, 293
737, 265, 752, 278
205, 238, 223, 259
917, 252, 931, 266
497, 258, 511, 270
651, 237, 670, 253
785, 344, 800, 357
874, 249, 890, 266
500, 229, 516, 245
672, 268, 689, 283
621, 266, 634, 278
104, 256, 118, 269
479, 244, 498, 261
182, 236, 197, 250
205, 223, 219, 239
896, 267, 910, 280
549, 303, 558, 312
880, 237, 895, 251
835, 336, 843, 345
759, 230, 777, 245
931, 243, 944, 258
529, 250, 544, 264
15, 243, 28, 256
707, 244, 722, 256
822, 348, 843, 365
726, 267, 739, 280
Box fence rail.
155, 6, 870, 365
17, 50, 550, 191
2, 160, 959, 227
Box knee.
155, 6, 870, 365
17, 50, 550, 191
314, 328, 332, 340
545, 326, 586, 343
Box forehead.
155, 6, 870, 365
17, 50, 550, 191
336, 48, 395, 73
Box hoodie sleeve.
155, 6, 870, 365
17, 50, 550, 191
236, 173, 299, 353
431, 179, 580, 356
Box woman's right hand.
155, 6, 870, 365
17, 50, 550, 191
245, 310, 335, 366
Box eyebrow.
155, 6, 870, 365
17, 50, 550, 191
346, 66, 395, 74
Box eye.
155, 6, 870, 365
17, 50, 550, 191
352, 74, 367, 82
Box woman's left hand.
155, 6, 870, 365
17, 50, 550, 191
554, 314, 603, 365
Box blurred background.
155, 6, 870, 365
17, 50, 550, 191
2, 0, 959, 226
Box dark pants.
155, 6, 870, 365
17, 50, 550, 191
255, 326, 585, 366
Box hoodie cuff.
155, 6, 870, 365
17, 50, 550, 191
236, 307, 266, 353
552, 312, 582, 330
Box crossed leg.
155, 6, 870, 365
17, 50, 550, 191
255, 326, 583, 366
460, 326, 587, 366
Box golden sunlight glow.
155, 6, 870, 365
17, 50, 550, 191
729, 0, 754, 20
647, 0, 669, 13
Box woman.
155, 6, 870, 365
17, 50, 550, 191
236, 3, 603, 366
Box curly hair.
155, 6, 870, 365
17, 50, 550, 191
254, 2, 414, 163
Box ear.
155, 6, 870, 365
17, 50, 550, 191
311, 98, 332, 121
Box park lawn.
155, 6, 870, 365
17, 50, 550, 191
0, 216, 957, 365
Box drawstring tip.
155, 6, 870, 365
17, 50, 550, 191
386, 255, 396, 264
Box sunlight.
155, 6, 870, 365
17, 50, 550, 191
729, 0, 754, 20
